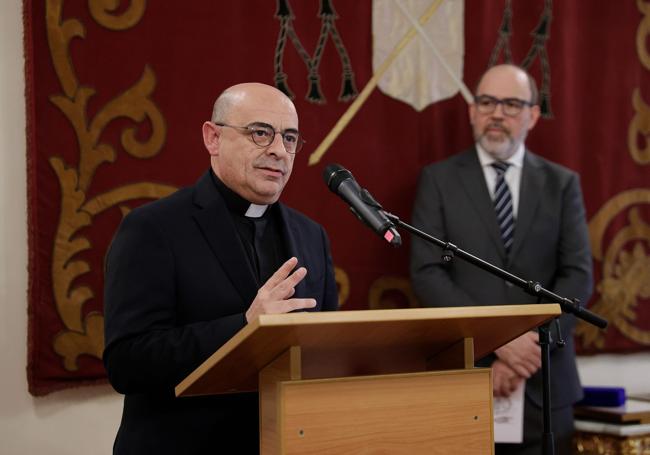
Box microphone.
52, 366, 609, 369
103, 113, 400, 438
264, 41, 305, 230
323, 164, 401, 246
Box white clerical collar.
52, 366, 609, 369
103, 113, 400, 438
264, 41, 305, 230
475, 143, 525, 169
245, 203, 269, 218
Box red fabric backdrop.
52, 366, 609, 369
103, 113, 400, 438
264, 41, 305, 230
25, 0, 650, 395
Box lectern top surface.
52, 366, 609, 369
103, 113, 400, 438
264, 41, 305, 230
176, 304, 560, 397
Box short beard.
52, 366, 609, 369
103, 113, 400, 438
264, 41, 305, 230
474, 123, 521, 160
478, 134, 516, 160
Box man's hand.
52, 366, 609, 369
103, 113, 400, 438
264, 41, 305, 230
492, 359, 524, 397
245, 257, 316, 323
495, 331, 541, 378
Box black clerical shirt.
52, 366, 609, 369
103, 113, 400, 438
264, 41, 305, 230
210, 171, 287, 285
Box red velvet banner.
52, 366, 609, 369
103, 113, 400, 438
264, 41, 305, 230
25, 0, 650, 395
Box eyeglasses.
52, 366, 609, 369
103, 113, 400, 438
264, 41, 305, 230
214, 122, 305, 154
474, 95, 535, 117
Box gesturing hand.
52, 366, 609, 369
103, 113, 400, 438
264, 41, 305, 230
495, 331, 541, 378
245, 257, 316, 323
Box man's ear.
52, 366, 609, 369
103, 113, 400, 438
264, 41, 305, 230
202, 121, 220, 156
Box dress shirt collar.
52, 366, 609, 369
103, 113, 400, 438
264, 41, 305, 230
475, 142, 525, 169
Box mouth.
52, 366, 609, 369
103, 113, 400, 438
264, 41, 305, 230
487, 128, 505, 133
256, 166, 286, 178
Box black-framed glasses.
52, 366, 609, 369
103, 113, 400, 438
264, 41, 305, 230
214, 122, 305, 154
474, 95, 535, 117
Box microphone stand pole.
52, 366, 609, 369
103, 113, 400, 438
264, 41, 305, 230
382, 211, 608, 455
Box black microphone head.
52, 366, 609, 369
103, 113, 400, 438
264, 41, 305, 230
323, 163, 353, 192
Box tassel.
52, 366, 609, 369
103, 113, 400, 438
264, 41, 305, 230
339, 71, 358, 102
306, 74, 325, 104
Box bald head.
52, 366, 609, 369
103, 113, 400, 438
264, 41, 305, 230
476, 64, 538, 105
211, 83, 296, 124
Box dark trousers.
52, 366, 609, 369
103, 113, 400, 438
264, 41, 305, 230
496, 398, 575, 455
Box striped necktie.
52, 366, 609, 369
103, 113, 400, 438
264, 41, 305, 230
491, 161, 515, 254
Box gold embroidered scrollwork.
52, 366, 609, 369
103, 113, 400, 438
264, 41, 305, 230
577, 190, 650, 349
628, 88, 650, 165
637, 0, 650, 70
334, 266, 350, 307
45, 0, 173, 370
88, 0, 147, 30
368, 276, 419, 309
46, 0, 83, 98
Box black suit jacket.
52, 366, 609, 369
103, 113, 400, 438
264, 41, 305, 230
410, 148, 593, 411
103, 171, 338, 454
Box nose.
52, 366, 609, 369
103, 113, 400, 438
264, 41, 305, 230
491, 102, 506, 118
266, 132, 290, 157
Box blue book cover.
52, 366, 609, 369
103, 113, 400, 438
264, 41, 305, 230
578, 386, 626, 407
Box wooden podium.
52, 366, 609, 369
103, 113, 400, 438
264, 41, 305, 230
176, 304, 561, 454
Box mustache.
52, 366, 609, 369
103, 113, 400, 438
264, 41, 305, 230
483, 122, 510, 135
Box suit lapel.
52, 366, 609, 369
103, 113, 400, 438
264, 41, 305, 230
509, 151, 544, 261
277, 204, 307, 298
456, 149, 506, 259
191, 172, 258, 306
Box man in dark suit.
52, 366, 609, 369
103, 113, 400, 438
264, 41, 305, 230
103, 82, 339, 454
410, 65, 592, 455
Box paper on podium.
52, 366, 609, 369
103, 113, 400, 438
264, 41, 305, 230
494, 381, 525, 443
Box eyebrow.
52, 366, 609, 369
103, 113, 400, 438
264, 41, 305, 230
476, 95, 528, 103
247, 121, 299, 134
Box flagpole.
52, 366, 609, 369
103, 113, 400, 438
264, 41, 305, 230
308, 0, 445, 166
